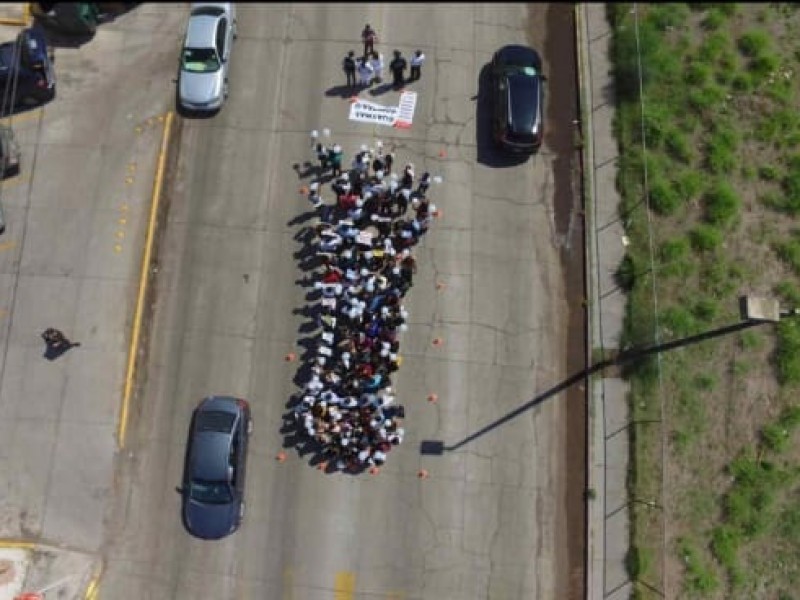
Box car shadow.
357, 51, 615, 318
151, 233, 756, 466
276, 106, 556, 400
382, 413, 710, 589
33, 3, 141, 49
475, 63, 530, 169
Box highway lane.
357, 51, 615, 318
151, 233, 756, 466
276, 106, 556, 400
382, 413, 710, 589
99, 3, 585, 599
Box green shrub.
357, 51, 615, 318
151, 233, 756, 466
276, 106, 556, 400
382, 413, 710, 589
665, 131, 693, 163
612, 18, 679, 101
693, 373, 717, 391
659, 237, 690, 263
731, 72, 753, 92
750, 53, 780, 83
689, 225, 723, 252
684, 60, 712, 85
774, 238, 800, 274
738, 330, 763, 350
646, 3, 690, 31
777, 318, 800, 385
641, 104, 672, 147
699, 32, 731, 62
679, 537, 720, 594
738, 30, 771, 57
688, 84, 726, 117
778, 504, 800, 544
759, 165, 780, 181
762, 423, 791, 453
707, 140, 737, 174
775, 280, 800, 306
718, 3, 738, 16
703, 182, 741, 225
615, 253, 638, 292
711, 524, 741, 571
661, 305, 697, 337
676, 170, 704, 201
701, 8, 725, 30
626, 546, 651, 579
778, 406, 800, 429
692, 297, 719, 322
649, 178, 683, 215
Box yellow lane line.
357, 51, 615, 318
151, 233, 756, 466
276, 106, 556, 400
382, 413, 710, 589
334, 572, 356, 600
0, 538, 35, 549
0, 108, 43, 126
84, 563, 103, 600
117, 111, 174, 450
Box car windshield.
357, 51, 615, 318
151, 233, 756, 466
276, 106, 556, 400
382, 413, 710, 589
182, 48, 220, 73
503, 64, 538, 77
189, 479, 233, 504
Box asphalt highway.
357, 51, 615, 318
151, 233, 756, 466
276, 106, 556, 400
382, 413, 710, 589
98, 4, 585, 599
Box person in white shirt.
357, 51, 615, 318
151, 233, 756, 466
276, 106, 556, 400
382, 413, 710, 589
357, 56, 374, 87
410, 50, 425, 81
370, 51, 384, 84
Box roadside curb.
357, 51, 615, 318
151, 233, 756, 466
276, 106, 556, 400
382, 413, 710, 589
117, 111, 179, 450
574, 5, 600, 598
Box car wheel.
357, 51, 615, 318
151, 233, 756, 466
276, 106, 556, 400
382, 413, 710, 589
233, 22, 238, 40
247, 419, 253, 435
223, 80, 229, 99
239, 502, 245, 520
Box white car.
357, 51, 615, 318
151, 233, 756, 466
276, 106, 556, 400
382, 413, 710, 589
178, 3, 237, 112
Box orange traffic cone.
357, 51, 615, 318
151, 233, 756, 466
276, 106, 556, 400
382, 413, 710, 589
369, 466, 380, 475
438, 149, 447, 158
417, 469, 429, 479
427, 393, 438, 403
432, 337, 444, 347
435, 281, 446, 290
276, 451, 287, 463
299, 186, 308, 195
285, 352, 297, 362
317, 461, 328, 471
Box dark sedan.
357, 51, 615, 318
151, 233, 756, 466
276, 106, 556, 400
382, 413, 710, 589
490, 44, 546, 154
179, 395, 252, 540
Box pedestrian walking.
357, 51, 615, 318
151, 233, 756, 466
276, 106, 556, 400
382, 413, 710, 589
384, 151, 394, 175
316, 143, 329, 175
389, 50, 407, 89
343, 50, 357, 87
417, 171, 431, 196
361, 24, 377, 56
308, 182, 323, 210
409, 50, 425, 81
41, 327, 80, 357
328, 144, 344, 177
370, 51, 384, 85
357, 56, 374, 87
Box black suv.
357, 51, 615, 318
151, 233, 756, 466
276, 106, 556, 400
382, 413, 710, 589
490, 45, 545, 154
179, 396, 252, 540
0, 27, 56, 109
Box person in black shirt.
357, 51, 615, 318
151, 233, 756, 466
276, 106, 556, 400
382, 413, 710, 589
343, 51, 356, 87
389, 50, 407, 89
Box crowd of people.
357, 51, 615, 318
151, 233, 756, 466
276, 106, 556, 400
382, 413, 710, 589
292, 136, 440, 472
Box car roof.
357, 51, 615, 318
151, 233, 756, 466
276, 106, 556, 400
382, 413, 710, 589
506, 73, 540, 132
185, 13, 219, 48
190, 430, 232, 482
495, 44, 542, 69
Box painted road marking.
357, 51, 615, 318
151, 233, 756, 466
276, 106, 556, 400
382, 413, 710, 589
117, 111, 174, 449
0, 240, 16, 251
0, 107, 42, 126
334, 572, 356, 600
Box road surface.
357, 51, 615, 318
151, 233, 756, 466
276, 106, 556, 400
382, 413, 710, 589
100, 3, 585, 599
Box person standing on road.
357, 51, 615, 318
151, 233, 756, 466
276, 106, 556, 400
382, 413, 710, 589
357, 56, 374, 88
409, 50, 426, 81
343, 50, 357, 88
389, 50, 407, 89
361, 24, 377, 56
41, 327, 80, 357
370, 51, 384, 85
328, 144, 344, 177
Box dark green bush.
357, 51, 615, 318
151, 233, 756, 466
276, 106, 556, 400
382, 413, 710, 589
738, 30, 771, 58
690, 225, 723, 252
777, 317, 800, 385
703, 182, 741, 225
649, 178, 683, 215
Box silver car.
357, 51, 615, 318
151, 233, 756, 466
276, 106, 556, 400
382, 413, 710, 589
178, 3, 236, 112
